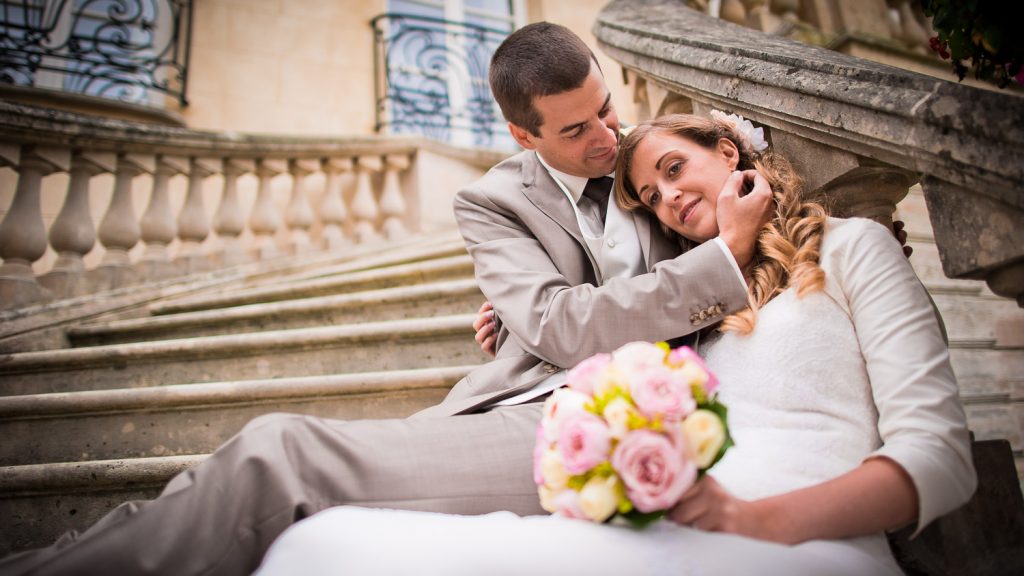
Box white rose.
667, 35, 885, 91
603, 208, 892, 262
542, 388, 591, 442
540, 446, 570, 490
675, 362, 708, 387
593, 365, 628, 397
538, 485, 560, 514
602, 397, 637, 439
682, 409, 726, 469
579, 475, 620, 522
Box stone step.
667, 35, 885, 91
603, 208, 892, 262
964, 401, 1024, 454
0, 314, 485, 397
0, 365, 473, 466
934, 293, 1024, 343
150, 244, 472, 315
950, 346, 1024, 400
0, 454, 206, 556
0, 232, 465, 354
67, 279, 485, 346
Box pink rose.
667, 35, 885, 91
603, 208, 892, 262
629, 366, 696, 421
533, 425, 547, 486
611, 429, 697, 513
541, 388, 591, 442
557, 413, 611, 474
611, 341, 667, 374
668, 346, 719, 394
566, 353, 611, 395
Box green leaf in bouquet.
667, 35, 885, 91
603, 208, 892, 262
620, 509, 667, 529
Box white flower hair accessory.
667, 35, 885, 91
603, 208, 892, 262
709, 109, 768, 153
619, 125, 637, 138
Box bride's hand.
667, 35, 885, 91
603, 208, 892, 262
667, 476, 766, 539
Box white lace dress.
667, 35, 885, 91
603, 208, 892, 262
255, 218, 975, 576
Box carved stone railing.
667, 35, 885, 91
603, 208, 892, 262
595, 0, 1024, 307
0, 100, 502, 310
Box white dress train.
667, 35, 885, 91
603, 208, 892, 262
255, 218, 974, 576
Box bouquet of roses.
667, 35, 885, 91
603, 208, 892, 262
534, 341, 731, 527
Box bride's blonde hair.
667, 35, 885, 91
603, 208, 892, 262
614, 114, 828, 335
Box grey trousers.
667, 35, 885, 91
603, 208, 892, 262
0, 403, 544, 576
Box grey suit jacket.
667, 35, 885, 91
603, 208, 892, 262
420, 150, 749, 417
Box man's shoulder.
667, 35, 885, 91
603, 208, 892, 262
456, 149, 534, 204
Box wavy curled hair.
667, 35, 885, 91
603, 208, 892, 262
614, 114, 828, 335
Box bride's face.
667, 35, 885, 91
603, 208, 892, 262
627, 131, 740, 243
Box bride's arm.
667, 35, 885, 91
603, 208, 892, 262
671, 218, 977, 543
670, 456, 917, 544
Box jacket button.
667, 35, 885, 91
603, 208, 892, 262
543, 363, 558, 374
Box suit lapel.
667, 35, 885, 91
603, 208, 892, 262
520, 152, 601, 274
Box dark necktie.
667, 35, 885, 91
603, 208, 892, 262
581, 176, 613, 233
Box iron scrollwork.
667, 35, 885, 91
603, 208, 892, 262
372, 13, 510, 149
0, 0, 193, 106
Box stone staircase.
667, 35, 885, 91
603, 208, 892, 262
0, 231, 489, 556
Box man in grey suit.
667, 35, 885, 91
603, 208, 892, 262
0, 22, 768, 576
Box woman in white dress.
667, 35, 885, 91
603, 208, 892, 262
254, 114, 977, 576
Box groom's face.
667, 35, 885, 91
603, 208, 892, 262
510, 61, 620, 179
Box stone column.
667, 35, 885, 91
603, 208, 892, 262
250, 159, 286, 260
0, 146, 70, 309
768, 129, 915, 228
319, 157, 352, 251
138, 155, 188, 281
39, 151, 116, 298
89, 154, 154, 292
213, 158, 255, 268
380, 154, 410, 240
175, 157, 219, 275
285, 158, 318, 254
351, 156, 382, 244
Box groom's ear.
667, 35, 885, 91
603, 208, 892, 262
508, 122, 538, 150
718, 137, 740, 170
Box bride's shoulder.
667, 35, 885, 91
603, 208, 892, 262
821, 216, 901, 256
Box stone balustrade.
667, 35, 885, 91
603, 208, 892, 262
698, 0, 938, 58
595, 0, 1024, 307
0, 101, 503, 311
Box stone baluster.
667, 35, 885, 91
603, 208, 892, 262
892, 0, 930, 51
285, 158, 318, 254
175, 157, 219, 275
213, 158, 255, 268
767, 127, 915, 228
39, 151, 116, 298
319, 157, 352, 251
0, 145, 70, 309
138, 155, 188, 281
88, 153, 154, 291
380, 154, 410, 240
250, 159, 287, 260
351, 156, 382, 244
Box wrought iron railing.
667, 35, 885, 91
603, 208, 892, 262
0, 0, 192, 106
371, 13, 512, 150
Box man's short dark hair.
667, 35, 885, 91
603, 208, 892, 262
489, 22, 598, 136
